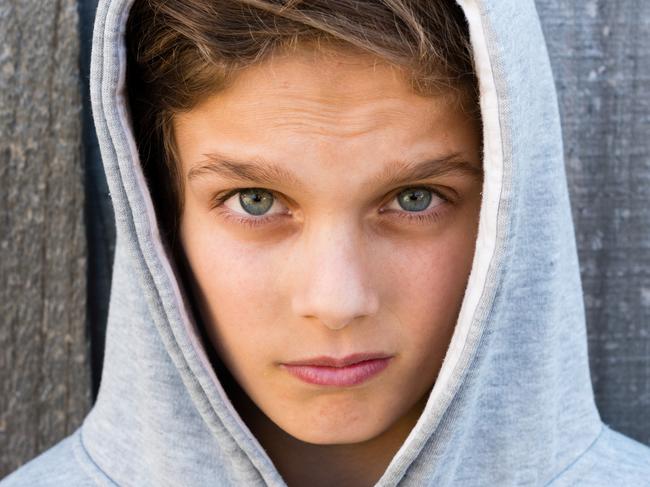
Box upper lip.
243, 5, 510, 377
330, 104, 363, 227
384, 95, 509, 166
281, 352, 393, 368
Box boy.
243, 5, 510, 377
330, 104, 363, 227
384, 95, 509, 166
3, 0, 650, 485
127, 1, 481, 484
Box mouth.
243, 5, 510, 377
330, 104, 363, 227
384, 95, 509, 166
279, 352, 394, 387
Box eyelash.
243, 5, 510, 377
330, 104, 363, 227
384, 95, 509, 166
210, 186, 452, 230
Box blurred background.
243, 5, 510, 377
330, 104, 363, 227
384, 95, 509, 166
1, 0, 648, 477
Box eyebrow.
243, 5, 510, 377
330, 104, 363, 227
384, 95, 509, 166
187, 151, 483, 187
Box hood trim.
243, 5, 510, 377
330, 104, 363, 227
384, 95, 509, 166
376, 0, 508, 483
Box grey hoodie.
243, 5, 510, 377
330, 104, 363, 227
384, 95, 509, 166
3, 0, 650, 485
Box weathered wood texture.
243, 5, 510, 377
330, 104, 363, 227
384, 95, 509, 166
536, 0, 650, 445
0, 0, 91, 478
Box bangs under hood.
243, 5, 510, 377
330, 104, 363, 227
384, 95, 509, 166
4, 0, 650, 486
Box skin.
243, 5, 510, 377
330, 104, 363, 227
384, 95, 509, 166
174, 47, 483, 486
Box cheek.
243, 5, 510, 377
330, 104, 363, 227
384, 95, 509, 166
180, 213, 286, 360
381, 222, 477, 354
182, 205, 282, 297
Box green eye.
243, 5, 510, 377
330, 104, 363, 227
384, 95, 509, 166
396, 187, 432, 212
239, 188, 274, 215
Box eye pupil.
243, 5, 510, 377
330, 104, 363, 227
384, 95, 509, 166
240, 188, 274, 215
397, 188, 432, 212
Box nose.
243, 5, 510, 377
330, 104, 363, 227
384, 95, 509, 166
291, 220, 379, 331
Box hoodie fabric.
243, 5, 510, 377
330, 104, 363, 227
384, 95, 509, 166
3, 0, 650, 485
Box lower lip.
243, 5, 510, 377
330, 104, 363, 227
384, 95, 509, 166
280, 358, 392, 387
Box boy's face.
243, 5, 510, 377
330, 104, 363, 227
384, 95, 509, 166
175, 49, 482, 445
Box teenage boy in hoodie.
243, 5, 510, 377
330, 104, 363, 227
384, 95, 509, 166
3, 1, 650, 486
125, 1, 482, 485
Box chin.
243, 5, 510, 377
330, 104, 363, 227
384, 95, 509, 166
288, 424, 383, 446
274, 407, 392, 445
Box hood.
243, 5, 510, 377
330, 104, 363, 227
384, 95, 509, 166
82, 0, 606, 485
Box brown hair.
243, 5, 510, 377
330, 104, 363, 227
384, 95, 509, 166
125, 0, 478, 251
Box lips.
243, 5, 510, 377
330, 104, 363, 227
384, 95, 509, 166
280, 353, 393, 387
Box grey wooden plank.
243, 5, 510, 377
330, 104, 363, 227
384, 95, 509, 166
0, 0, 91, 477
536, 0, 650, 445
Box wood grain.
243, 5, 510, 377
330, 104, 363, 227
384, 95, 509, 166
0, 0, 91, 477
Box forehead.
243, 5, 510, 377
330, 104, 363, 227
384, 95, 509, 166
175, 48, 465, 133
172, 49, 481, 186
232, 47, 413, 102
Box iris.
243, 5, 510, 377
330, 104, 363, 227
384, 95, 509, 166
397, 187, 432, 212
239, 188, 274, 215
